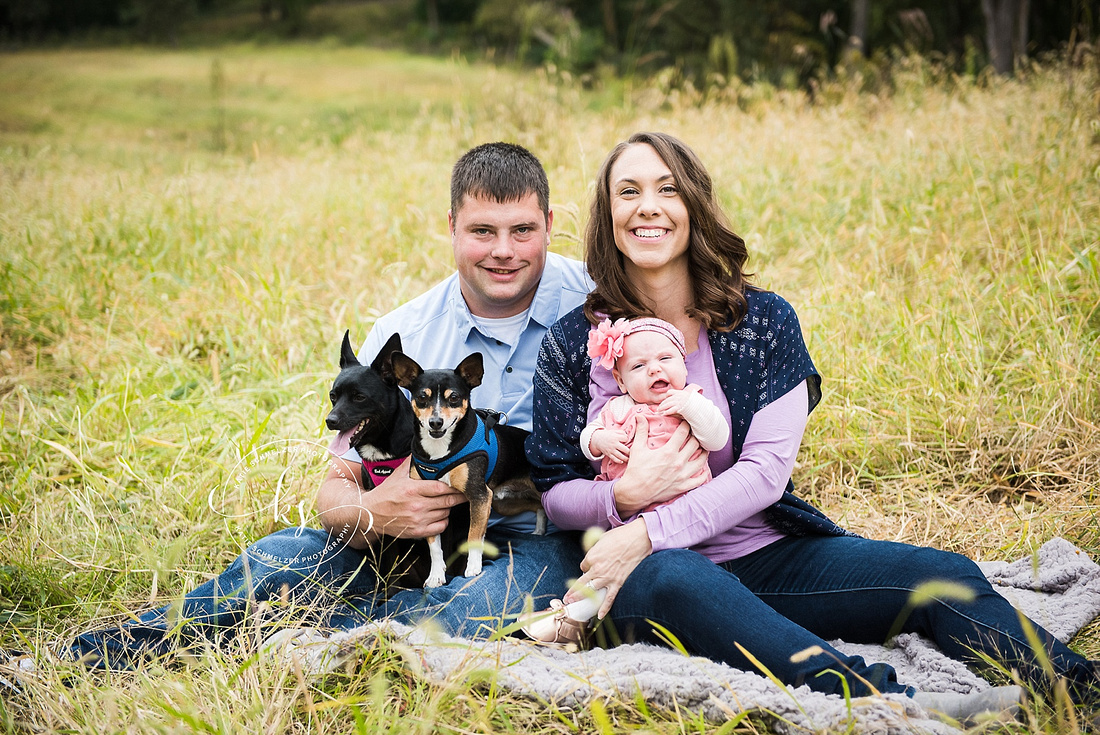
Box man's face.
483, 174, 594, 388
449, 192, 552, 319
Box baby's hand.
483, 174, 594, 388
657, 387, 693, 417
589, 428, 631, 464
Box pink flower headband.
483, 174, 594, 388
586, 317, 686, 370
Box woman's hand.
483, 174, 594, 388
612, 415, 708, 516
566, 518, 652, 619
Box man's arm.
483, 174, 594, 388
316, 456, 466, 550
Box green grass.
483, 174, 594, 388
1, 44, 1098, 732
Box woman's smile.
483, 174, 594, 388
609, 143, 690, 273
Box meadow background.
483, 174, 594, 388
1, 43, 1099, 732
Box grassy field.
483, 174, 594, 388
1, 44, 1099, 732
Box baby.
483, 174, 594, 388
522, 317, 730, 645
582, 317, 728, 501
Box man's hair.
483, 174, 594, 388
450, 142, 550, 222
584, 131, 753, 331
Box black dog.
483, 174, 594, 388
326, 331, 413, 479
325, 331, 466, 589
390, 350, 545, 588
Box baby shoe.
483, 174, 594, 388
519, 599, 590, 649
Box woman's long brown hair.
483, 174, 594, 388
583, 131, 753, 331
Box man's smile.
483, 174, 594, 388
482, 263, 525, 278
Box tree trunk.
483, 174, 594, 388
849, 0, 868, 55
426, 0, 439, 35
981, 0, 1023, 74
602, 0, 619, 50
1014, 0, 1030, 60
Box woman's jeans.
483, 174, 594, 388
69, 526, 584, 669
609, 536, 1099, 701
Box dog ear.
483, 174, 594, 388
340, 330, 361, 368
455, 352, 484, 389
372, 333, 403, 383
390, 351, 423, 389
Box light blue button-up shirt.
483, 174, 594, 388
344, 251, 591, 533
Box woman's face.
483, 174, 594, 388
608, 143, 690, 276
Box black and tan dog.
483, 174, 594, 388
390, 351, 545, 588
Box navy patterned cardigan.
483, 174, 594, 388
527, 289, 855, 539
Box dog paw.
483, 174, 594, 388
424, 573, 446, 588
463, 562, 483, 578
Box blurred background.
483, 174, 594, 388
1, 0, 1096, 81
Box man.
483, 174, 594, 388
67, 142, 591, 667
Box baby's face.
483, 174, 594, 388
612, 331, 688, 404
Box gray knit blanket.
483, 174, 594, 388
270, 537, 1100, 734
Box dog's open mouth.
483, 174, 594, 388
428, 428, 446, 439
349, 418, 370, 444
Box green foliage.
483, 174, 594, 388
471, 0, 584, 67
0, 563, 74, 627
129, 0, 197, 41
0, 256, 67, 348
707, 33, 738, 82
264, 0, 316, 34
3, 0, 1098, 88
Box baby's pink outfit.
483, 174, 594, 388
580, 385, 729, 512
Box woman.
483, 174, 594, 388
527, 132, 1099, 720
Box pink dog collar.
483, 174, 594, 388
362, 457, 406, 489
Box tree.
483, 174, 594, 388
981, 0, 1029, 73
131, 0, 196, 42
425, 0, 439, 34
848, 0, 868, 55
601, 0, 617, 49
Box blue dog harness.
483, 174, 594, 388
411, 410, 501, 482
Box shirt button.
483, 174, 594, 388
506, 366, 513, 373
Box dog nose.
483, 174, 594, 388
429, 417, 443, 431
325, 413, 339, 430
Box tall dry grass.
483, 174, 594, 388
1, 45, 1098, 732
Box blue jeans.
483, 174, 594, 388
609, 536, 1099, 701
69, 526, 584, 669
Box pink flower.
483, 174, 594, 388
587, 318, 628, 370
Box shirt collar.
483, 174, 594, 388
448, 276, 477, 334
446, 252, 564, 333
527, 252, 563, 329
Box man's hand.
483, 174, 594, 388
612, 415, 708, 517
588, 427, 631, 464
366, 459, 468, 538
317, 456, 466, 548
